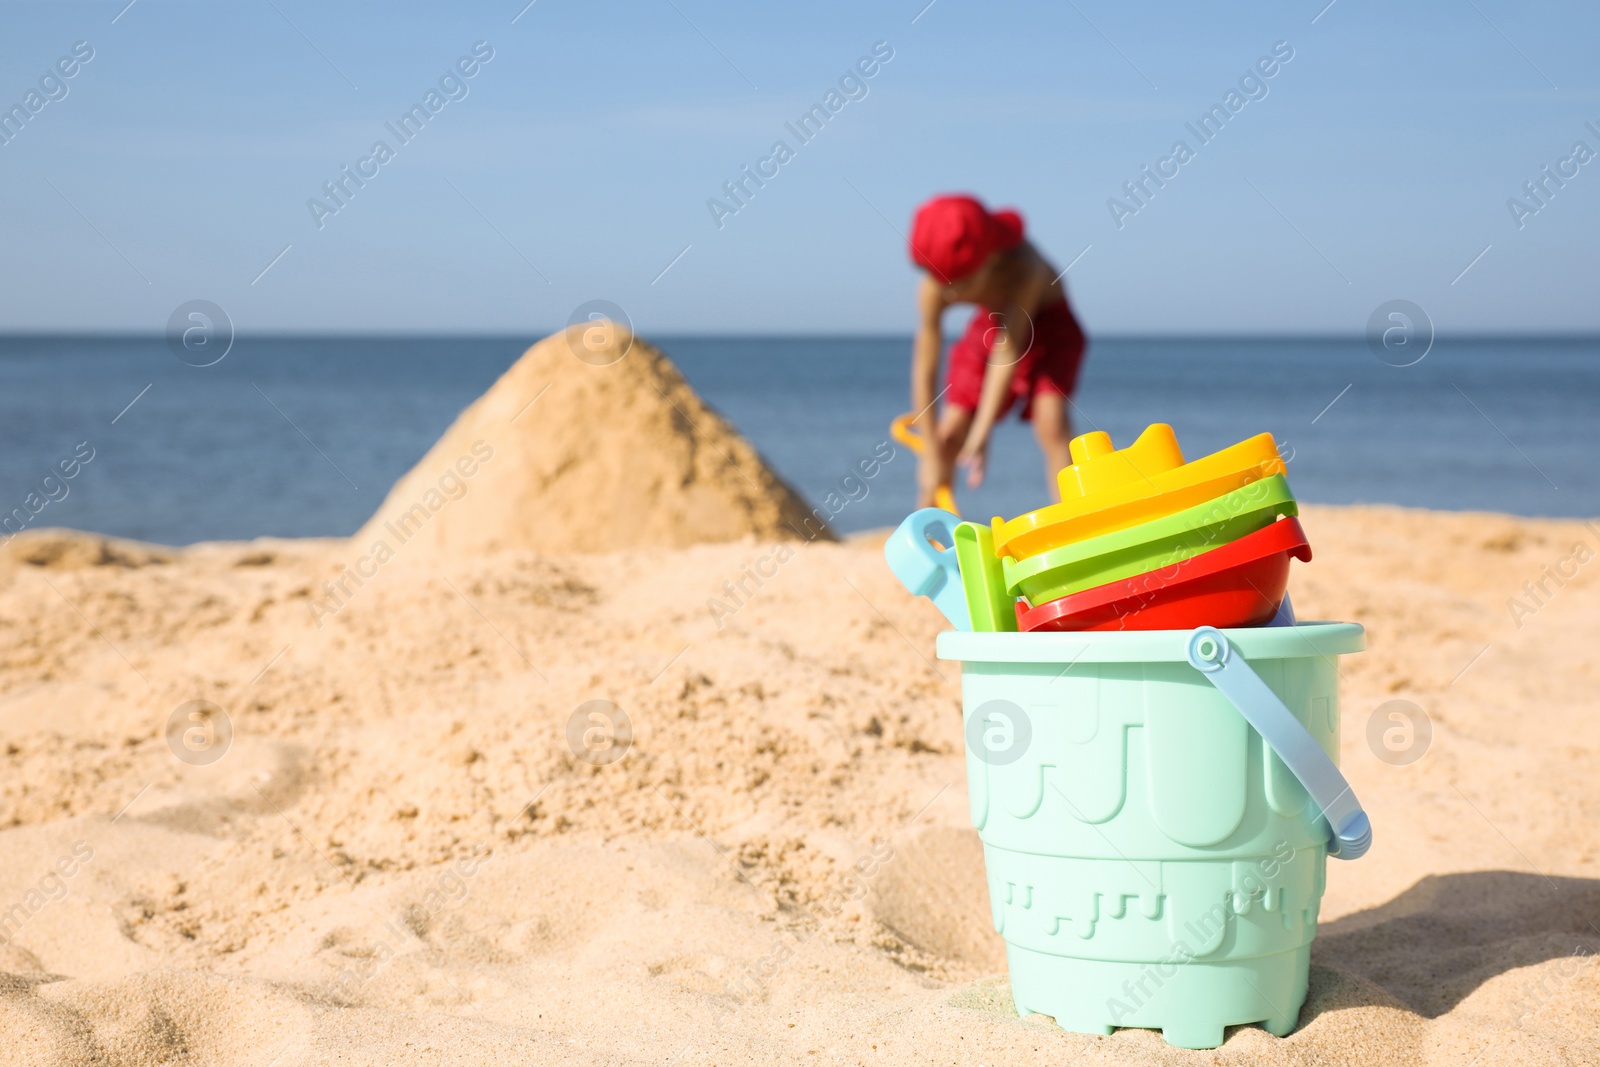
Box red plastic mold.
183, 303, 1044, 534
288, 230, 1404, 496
1015, 517, 1312, 632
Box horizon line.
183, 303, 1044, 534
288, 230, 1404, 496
3, 330, 1600, 342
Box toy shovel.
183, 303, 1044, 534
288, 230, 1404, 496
884, 508, 970, 630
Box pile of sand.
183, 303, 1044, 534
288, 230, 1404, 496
353, 325, 826, 557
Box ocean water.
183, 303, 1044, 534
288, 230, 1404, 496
0, 335, 1593, 546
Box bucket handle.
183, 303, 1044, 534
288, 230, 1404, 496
1185, 626, 1371, 860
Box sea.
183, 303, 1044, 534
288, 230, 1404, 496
0, 335, 1594, 546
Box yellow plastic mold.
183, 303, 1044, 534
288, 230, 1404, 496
991, 424, 1285, 561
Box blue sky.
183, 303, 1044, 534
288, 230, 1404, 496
0, 0, 1596, 334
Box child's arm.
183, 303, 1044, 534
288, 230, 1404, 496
910, 278, 953, 506
910, 275, 945, 436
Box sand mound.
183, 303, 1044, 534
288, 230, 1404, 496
353, 325, 826, 556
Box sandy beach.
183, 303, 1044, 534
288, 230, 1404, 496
2, 332, 1597, 1066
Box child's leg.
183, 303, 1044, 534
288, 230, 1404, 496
1030, 390, 1074, 502
936, 404, 974, 468
915, 406, 972, 511
913, 404, 971, 509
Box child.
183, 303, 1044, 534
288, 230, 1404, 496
907, 194, 1088, 508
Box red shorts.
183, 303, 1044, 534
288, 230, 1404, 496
945, 297, 1086, 421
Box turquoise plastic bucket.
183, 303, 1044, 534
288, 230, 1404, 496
938, 623, 1365, 1049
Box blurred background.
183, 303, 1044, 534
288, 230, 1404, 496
1, 0, 1595, 541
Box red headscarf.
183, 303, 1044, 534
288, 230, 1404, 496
908, 195, 1025, 283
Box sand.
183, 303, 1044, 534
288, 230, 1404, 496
1, 334, 1598, 1065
